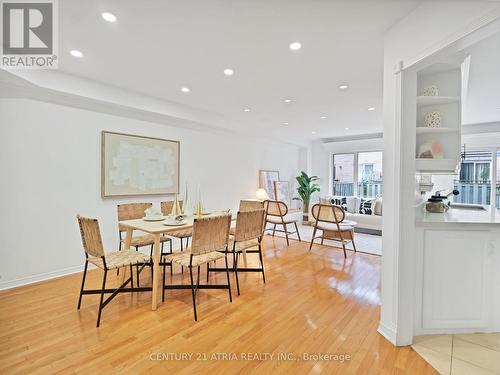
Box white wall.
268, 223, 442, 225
381, 1, 500, 345
0, 98, 301, 289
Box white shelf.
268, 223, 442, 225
416, 96, 460, 107
416, 127, 458, 134
415, 158, 458, 173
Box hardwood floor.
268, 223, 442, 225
0, 236, 436, 374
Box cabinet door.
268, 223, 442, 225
422, 229, 491, 329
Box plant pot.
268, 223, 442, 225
302, 205, 311, 225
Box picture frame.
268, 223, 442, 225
101, 131, 180, 198
274, 180, 291, 206
259, 170, 280, 200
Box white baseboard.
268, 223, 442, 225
377, 321, 397, 345
0, 265, 84, 291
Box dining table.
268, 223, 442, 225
119, 212, 236, 310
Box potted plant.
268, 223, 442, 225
293, 171, 320, 225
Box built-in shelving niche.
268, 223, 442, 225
415, 64, 461, 173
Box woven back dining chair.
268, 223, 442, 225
263, 200, 301, 245
207, 208, 266, 296
239, 199, 264, 212
162, 214, 233, 321
116, 202, 172, 276
77, 215, 151, 327
309, 203, 356, 257
160, 200, 192, 274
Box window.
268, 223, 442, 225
332, 154, 354, 196
357, 152, 383, 198
332, 151, 383, 198
454, 151, 492, 205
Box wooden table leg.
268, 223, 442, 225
120, 228, 134, 283
151, 233, 161, 310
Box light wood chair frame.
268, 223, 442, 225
207, 209, 266, 296
308, 203, 357, 257
162, 215, 232, 321
263, 200, 301, 245
77, 215, 151, 327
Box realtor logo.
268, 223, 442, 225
1, 0, 58, 68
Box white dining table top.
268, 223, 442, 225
119, 212, 236, 234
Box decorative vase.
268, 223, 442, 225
422, 85, 439, 96
424, 111, 441, 128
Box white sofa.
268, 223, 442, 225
319, 196, 382, 234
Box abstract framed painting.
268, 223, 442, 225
274, 180, 291, 206
101, 131, 180, 197
259, 170, 280, 200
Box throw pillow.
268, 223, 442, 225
359, 198, 373, 215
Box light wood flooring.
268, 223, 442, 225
0, 236, 437, 374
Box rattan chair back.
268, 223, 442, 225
117, 203, 152, 232
190, 214, 231, 255
263, 200, 288, 217
77, 215, 105, 258
311, 203, 345, 224
234, 209, 265, 242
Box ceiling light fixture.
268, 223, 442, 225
338, 84, 349, 90
345, 127, 350, 130
283, 98, 292, 103
243, 108, 250, 112
320, 116, 327, 120
368, 107, 375, 111
282, 122, 289, 125
289, 42, 302, 51
180, 86, 190, 93
311, 131, 316, 135
223, 68, 234, 76
70, 50, 83, 58
101, 12, 117, 23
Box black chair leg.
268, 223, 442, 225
96, 269, 108, 328
180, 238, 184, 274
258, 243, 266, 283
162, 256, 166, 302
224, 255, 232, 303
129, 265, 134, 288
136, 264, 140, 287
233, 251, 240, 296
206, 263, 210, 282
169, 241, 173, 276
309, 226, 318, 251
189, 266, 197, 321
77, 261, 88, 309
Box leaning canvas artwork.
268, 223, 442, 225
259, 170, 280, 200
101, 131, 179, 197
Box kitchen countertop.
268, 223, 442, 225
415, 204, 500, 225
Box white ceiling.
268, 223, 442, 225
58, 0, 422, 144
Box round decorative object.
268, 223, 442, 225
422, 85, 439, 96
424, 111, 441, 128
418, 140, 444, 159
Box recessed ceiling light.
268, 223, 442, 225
101, 12, 117, 23
283, 98, 293, 103
311, 131, 316, 135
223, 68, 234, 76
338, 84, 349, 90
320, 116, 327, 120
368, 107, 375, 111
282, 122, 289, 125
180, 86, 190, 93
70, 50, 83, 58
243, 108, 250, 112
345, 127, 350, 130
289, 42, 302, 51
